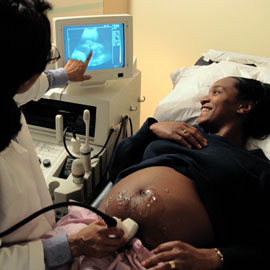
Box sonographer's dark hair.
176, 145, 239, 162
232, 76, 270, 139
0, 0, 52, 151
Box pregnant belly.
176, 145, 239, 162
99, 166, 214, 249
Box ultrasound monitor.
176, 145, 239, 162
53, 14, 133, 87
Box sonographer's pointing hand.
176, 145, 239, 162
67, 219, 126, 258
64, 50, 93, 81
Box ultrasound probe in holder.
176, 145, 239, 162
71, 159, 85, 184
80, 110, 91, 172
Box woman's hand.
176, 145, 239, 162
68, 219, 126, 258
141, 241, 222, 270
64, 50, 93, 81
150, 122, 207, 149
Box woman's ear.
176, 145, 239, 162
237, 101, 255, 115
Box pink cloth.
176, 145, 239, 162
43, 205, 153, 270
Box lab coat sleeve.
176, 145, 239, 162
43, 233, 73, 268
14, 72, 49, 106
0, 240, 45, 270
44, 68, 68, 89
109, 117, 158, 182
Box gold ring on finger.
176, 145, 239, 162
168, 260, 176, 269
182, 129, 187, 135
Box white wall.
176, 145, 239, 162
130, 0, 270, 124
104, 0, 130, 14
48, 0, 103, 16
48, 0, 103, 41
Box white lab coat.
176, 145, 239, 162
0, 73, 56, 270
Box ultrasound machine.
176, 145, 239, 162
21, 14, 142, 217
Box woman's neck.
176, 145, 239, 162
215, 125, 247, 148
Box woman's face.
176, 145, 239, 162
197, 77, 241, 131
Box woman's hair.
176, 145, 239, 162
0, 0, 52, 151
232, 76, 270, 139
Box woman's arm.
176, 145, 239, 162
0, 220, 125, 270
141, 241, 223, 270
150, 121, 207, 149
141, 241, 268, 270
109, 119, 208, 182
14, 50, 93, 106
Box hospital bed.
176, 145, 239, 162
91, 49, 270, 208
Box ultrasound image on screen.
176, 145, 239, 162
63, 23, 125, 70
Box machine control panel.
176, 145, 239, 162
33, 139, 65, 179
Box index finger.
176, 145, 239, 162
141, 250, 174, 268
152, 241, 180, 254
84, 50, 93, 66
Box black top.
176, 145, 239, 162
109, 118, 270, 269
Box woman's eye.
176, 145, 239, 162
213, 90, 221, 95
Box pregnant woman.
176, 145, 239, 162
99, 77, 270, 270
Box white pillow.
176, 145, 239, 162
154, 60, 270, 158
202, 49, 270, 67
